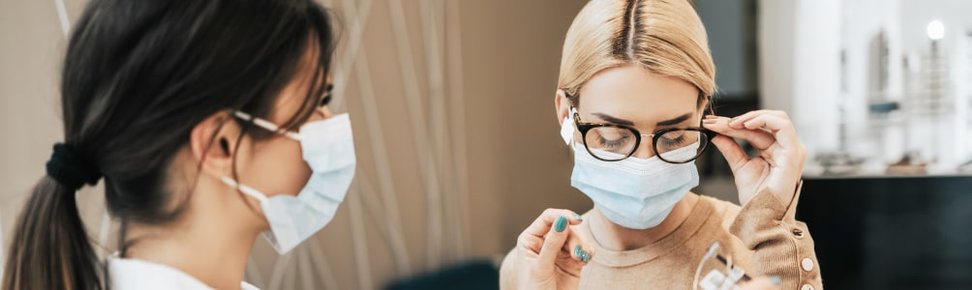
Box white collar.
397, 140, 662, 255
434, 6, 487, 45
108, 257, 260, 290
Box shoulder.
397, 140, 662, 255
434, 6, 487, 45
109, 257, 215, 290
109, 257, 263, 290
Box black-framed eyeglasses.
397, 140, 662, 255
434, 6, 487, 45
570, 108, 715, 164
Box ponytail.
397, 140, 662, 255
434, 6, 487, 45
2, 144, 104, 290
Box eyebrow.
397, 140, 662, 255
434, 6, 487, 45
591, 112, 693, 127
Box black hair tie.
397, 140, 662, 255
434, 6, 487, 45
46, 143, 103, 190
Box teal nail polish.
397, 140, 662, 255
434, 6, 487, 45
573, 212, 583, 221
573, 245, 590, 263
554, 215, 567, 232
769, 275, 781, 286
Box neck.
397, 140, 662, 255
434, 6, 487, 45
589, 192, 698, 251
124, 209, 259, 289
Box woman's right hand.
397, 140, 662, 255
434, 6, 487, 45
512, 208, 592, 290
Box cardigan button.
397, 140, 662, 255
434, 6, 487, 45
801, 258, 814, 271
792, 228, 804, 239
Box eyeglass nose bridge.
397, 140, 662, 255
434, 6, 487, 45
630, 133, 658, 158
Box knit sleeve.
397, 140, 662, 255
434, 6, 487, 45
729, 181, 823, 290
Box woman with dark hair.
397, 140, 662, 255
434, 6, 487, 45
2, 0, 350, 289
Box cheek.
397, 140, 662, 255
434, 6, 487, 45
241, 138, 312, 196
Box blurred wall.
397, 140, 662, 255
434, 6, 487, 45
0, 0, 592, 288
758, 0, 842, 159
696, 0, 759, 99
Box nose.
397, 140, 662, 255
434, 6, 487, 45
313, 106, 333, 121
630, 134, 657, 159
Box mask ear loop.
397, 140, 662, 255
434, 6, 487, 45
233, 111, 302, 141
560, 107, 578, 146
693, 242, 721, 290
719, 255, 736, 290
220, 176, 269, 204
723, 255, 750, 290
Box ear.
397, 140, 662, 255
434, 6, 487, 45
189, 111, 243, 179
555, 89, 571, 126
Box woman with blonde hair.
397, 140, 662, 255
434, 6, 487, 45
500, 0, 823, 289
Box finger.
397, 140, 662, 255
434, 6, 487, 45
517, 209, 582, 254
710, 135, 749, 171
536, 215, 573, 268
740, 114, 799, 149
517, 232, 545, 254
522, 208, 583, 239
729, 110, 787, 128
564, 226, 594, 264
703, 117, 775, 150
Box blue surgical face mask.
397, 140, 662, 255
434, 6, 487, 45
220, 111, 356, 254
560, 110, 699, 229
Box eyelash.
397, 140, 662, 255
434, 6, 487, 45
597, 136, 629, 148
659, 134, 687, 147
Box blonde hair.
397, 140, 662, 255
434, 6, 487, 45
558, 0, 716, 107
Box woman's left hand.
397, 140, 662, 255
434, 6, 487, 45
701, 110, 806, 206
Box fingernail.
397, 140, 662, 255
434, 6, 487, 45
769, 275, 781, 286
554, 215, 568, 232
574, 245, 592, 263
573, 212, 583, 221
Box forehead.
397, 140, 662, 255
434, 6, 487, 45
577, 64, 699, 124
267, 46, 325, 124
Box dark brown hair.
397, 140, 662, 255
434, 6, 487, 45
2, 0, 335, 289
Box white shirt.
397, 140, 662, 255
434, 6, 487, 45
109, 257, 260, 290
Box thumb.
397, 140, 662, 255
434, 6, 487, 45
711, 135, 748, 171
